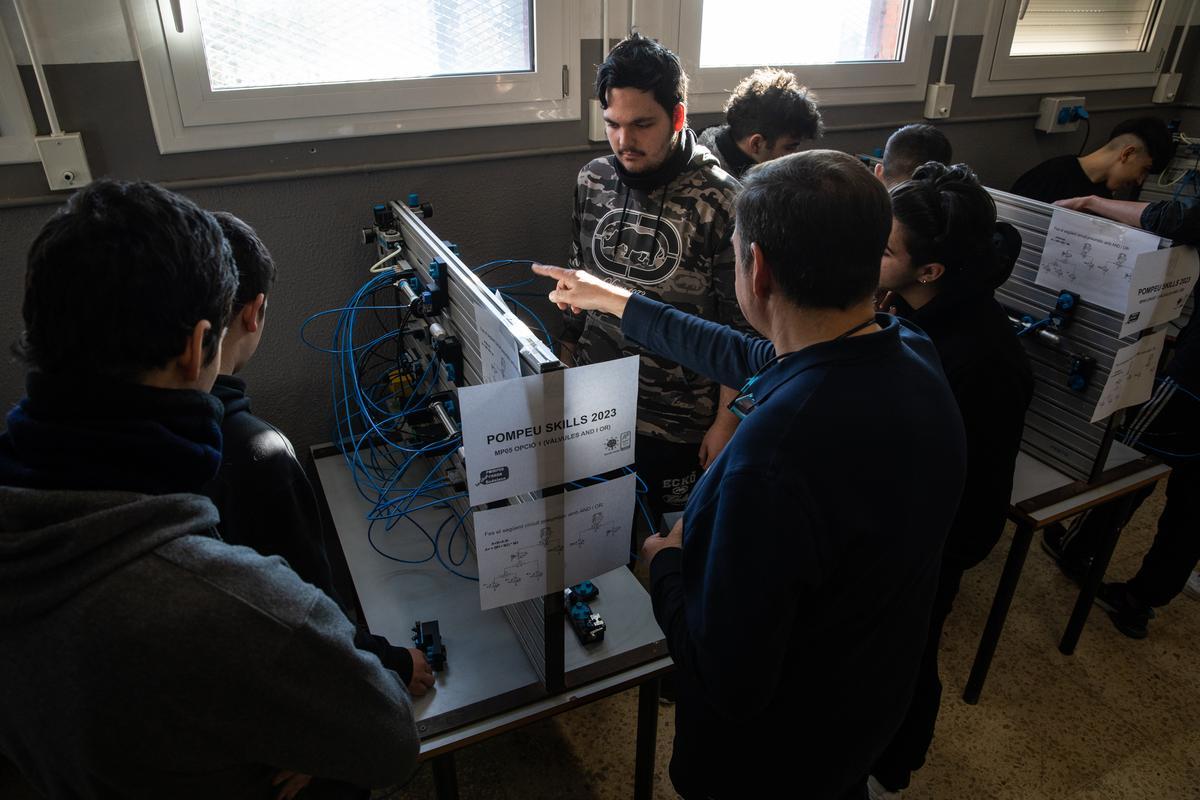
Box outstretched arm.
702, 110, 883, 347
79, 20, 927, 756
532, 264, 775, 389
1055, 196, 1148, 228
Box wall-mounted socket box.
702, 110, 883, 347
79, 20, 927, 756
35, 133, 92, 191
1154, 73, 1183, 104
924, 82, 954, 119
1035, 97, 1087, 133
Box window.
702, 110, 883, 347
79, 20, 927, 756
126, 0, 578, 153
698, 1, 909, 67
665, 0, 935, 111
0, 15, 38, 164
1009, 0, 1162, 56
974, 0, 1184, 97
196, 0, 533, 90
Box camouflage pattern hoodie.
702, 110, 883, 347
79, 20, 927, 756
564, 128, 743, 445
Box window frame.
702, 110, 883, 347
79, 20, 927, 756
972, 0, 1185, 97
663, 0, 937, 112
0, 15, 38, 165
124, 0, 580, 154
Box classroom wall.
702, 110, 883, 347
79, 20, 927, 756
3, 4, 1200, 456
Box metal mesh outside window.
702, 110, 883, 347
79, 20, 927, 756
196, 0, 534, 90
698, 0, 910, 68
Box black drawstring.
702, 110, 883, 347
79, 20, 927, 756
616, 186, 632, 264
649, 184, 669, 268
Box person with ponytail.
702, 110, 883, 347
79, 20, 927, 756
868, 163, 1034, 799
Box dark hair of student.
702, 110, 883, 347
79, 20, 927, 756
213, 212, 277, 310
737, 150, 891, 309
1108, 117, 1173, 174
725, 68, 823, 144
882, 124, 953, 183
889, 162, 1008, 289
595, 33, 688, 118
16, 179, 237, 380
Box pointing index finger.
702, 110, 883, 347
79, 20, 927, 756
532, 263, 573, 282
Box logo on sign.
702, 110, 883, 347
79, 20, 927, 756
604, 430, 633, 455
477, 467, 510, 486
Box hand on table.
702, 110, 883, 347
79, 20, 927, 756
407, 647, 435, 697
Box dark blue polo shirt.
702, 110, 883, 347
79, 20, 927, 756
622, 293, 966, 799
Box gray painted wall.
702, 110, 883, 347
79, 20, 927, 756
4, 34, 1200, 456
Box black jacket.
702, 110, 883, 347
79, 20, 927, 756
627, 296, 967, 799
204, 375, 414, 683
898, 284, 1033, 569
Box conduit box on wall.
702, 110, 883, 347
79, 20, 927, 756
1035, 97, 1087, 134
35, 132, 92, 191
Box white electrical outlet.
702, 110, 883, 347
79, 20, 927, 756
1153, 73, 1183, 104
924, 83, 954, 119
1035, 97, 1087, 133
35, 132, 93, 191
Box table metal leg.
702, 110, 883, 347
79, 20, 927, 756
963, 522, 1035, 705
634, 677, 660, 800
431, 752, 459, 800
1059, 494, 1136, 655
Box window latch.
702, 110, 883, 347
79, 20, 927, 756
169, 0, 184, 33
562, 65, 570, 97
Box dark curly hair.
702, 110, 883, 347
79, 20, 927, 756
725, 68, 822, 144
889, 162, 1008, 289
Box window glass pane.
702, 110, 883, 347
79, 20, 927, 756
1009, 0, 1162, 56
698, 0, 910, 68
196, 0, 533, 90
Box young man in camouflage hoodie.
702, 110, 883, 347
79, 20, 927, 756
563, 34, 743, 521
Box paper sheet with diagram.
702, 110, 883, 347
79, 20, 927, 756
472, 473, 636, 610
1118, 246, 1199, 338
473, 302, 522, 383
1036, 207, 1161, 313
458, 356, 639, 506
1090, 329, 1167, 423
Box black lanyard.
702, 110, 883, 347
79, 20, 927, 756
727, 317, 877, 420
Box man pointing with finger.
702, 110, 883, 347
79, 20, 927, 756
536, 150, 966, 799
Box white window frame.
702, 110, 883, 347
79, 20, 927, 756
0, 15, 38, 164
123, 0, 580, 154
973, 0, 1185, 97
662, 0, 937, 112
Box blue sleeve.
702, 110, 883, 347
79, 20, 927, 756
621, 293, 774, 389
649, 469, 823, 722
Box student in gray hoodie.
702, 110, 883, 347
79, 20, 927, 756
0, 180, 419, 799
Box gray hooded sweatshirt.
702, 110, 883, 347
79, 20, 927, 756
0, 486, 418, 799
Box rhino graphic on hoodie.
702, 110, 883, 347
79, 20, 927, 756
563, 128, 746, 445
